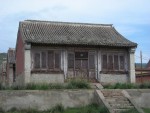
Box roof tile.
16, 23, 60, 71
19, 20, 137, 47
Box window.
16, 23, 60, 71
34, 53, 40, 69
48, 51, 54, 69
120, 55, 125, 70
68, 51, 94, 70
75, 60, 81, 69
41, 52, 46, 68
75, 52, 88, 69
102, 54, 107, 70
75, 52, 88, 60
33, 50, 61, 70
114, 55, 119, 70
82, 60, 88, 69
102, 53, 125, 71
48, 50, 61, 70
68, 53, 74, 69
55, 52, 60, 69
89, 53, 95, 69
108, 55, 113, 70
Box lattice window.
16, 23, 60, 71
55, 52, 60, 69
120, 55, 125, 70
114, 55, 119, 70
48, 51, 54, 69
34, 53, 40, 69
68, 53, 74, 69
102, 53, 125, 71
75, 60, 81, 69
41, 52, 46, 68
102, 54, 107, 70
89, 53, 95, 69
75, 52, 88, 60
33, 50, 61, 70
82, 60, 88, 69
108, 55, 113, 70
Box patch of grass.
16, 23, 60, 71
120, 108, 139, 113
1, 103, 109, 113
103, 82, 150, 89
0, 107, 4, 113
66, 79, 91, 89
63, 103, 109, 113
143, 108, 150, 113
0, 79, 91, 90
49, 83, 65, 89
50, 104, 65, 113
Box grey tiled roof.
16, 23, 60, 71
7, 48, 15, 64
19, 20, 137, 47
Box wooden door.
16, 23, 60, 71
75, 59, 88, 78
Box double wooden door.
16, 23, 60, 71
68, 51, 96, 80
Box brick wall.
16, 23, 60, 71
16, 31, 24, 76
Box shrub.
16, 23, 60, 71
103, 82, 150, 89
66, 79, 91, 89
11, 85, 25, 90
50, 104, 64, 113
138, 82, 150, 89
143, 108, 150, 113
49, 83, 64, 89
0, 83, 5, 90
0, 107, 4, 113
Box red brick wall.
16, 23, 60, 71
136, 75, 150, 83
16, 31, 24, 76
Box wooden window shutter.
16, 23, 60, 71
89, 53, 95, 69
108, 55, 113, 70
55, 52, 60, 69
34, 53, 40, 69
114, 55, 119, 70
68, 53, 74, 69
48, 51, 54, 69
120, 55, 125, 70
102, 54, 107, 70
41, 52, 46, 68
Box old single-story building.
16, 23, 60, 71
15, 20, 137, 86
6, 48, 16, 86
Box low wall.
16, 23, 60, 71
136, 75, 150, 83
15, 72, 25, 86
0, 90, 95, 111
99, 74, 129, 83
30, 73, 64, 83
126, 89, 150, 108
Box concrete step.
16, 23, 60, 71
105, 97, 128, 101
108, 100, 131, 105
110, 104, 134, 109
110, 103, 133, 107
102, 92, 123, 97
113, 108, 129, 113
101, 90, 136, 112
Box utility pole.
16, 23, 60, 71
140, 51, 143, 80
140, 51, 142, 70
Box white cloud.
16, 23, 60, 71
0, 0, 150, 57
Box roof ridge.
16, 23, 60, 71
23, 20, 113, 27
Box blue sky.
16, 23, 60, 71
0, 0, 150, 63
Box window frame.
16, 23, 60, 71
101, 52, 126, 72
67, 51, 95, 70
32, 50, 61, 71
